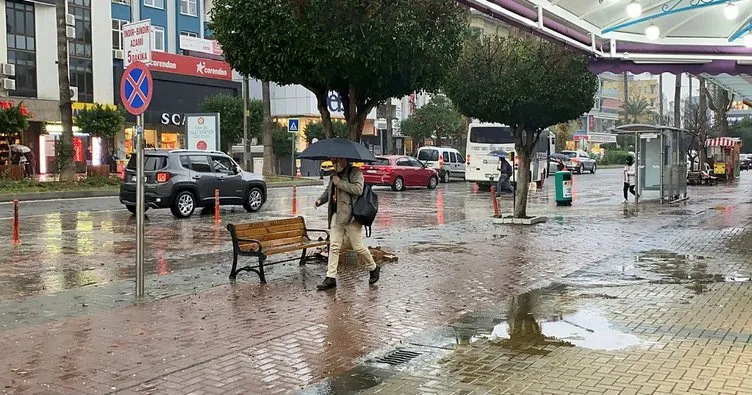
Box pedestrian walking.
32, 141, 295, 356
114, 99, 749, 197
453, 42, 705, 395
24, 149, 35, 178
623, 156, 637, 203
496, 156, 514, 196
314, 157, 380, 291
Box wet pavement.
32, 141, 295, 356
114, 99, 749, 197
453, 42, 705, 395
0, 169, 751, 394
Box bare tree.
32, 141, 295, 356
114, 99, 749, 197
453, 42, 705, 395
56, 0, 75, 181
261, 80, 275, 176
683, 99, 711, 171
703, 81, 734, 137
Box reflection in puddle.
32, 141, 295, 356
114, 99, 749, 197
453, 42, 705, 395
476, 310, 647, 351
636, 250, 750, 294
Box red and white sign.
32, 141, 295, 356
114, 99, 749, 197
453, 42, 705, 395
122, 20, 152, 69
149, 52, 232, 81
179, 36, 223, 56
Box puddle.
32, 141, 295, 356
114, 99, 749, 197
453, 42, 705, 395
635, 250, 750, 293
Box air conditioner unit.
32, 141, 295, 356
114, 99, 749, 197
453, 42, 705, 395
66, 26, 76, 40
113, 49, 124, 59
66, 13, 75, 26
1, 78, 16, 91
0, 63, 15, 77
70, 87, 79, 102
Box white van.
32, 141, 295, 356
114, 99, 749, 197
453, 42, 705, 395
416, 146, 466, 183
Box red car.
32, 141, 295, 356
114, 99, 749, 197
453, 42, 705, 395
361, 156, 439, 191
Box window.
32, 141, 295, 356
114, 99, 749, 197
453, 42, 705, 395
180, 155, 190, 168
188, 155, 212, 173
408, 158, 424, 168
67, 0, 93, 102
180, 0, 197, 16
112, 0, 130, 4
449, 152, 457, 163
469, 126, 515, 144
372, 158, 391, 166
211, 156, 234, 174
396, 158, 410, 167
442, 151, 450, 162
127, 155, 167, 170
144, 0, 164, 9
180, 31, 198, 38
5, 0, 37, 97
152, 26, 165, 52
112, 19, 127, 51
417, 149, 438, 161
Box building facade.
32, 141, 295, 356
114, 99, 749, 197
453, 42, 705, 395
0, 0, 113, 171
110, 0, 240, 159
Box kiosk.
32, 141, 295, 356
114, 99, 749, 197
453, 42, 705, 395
705, 137, 742, 181
609, 124, 690, 204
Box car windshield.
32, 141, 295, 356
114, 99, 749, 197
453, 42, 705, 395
562, 151, 578, 158
469, 126, 514, 144
126, 155, 168, 171
417, 149, 439, 161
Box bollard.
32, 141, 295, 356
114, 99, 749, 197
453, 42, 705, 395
473, 183, 479, 193
296, 166, 302, 178
11, 199, 20, 244
214, 189, 220, 224
490, 186, 500, 217
291, 185, 297, 215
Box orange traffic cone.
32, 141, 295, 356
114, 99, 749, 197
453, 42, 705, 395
296, 166, 302, 178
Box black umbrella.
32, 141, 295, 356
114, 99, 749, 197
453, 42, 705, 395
298, 138, 376, 162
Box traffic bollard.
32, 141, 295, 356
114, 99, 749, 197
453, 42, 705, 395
11, 199, 20, 244
490, 186, 500, 217
291, 185, 297, 215
214, 189, 220, 224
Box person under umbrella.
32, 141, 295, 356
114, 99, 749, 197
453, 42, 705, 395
300, 138, 380, 291
489, 150, 514, 197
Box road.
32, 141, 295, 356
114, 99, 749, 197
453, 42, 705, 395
0, 168, 625, 301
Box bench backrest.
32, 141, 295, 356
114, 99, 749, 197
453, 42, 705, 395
227, 217, 309, 249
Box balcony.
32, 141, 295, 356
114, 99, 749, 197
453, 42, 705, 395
600, 88, 619, 99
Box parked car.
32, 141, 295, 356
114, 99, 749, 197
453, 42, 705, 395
740, 154, 751, 171
360, 156, 439, 191
416, 146, 466, 183
561, 150, 597, 174
120, 149, 267, 218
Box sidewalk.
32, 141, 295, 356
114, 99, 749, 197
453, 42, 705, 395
0, 177, 750, 394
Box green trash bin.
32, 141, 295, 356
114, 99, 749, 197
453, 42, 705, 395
555, 170, 572, 206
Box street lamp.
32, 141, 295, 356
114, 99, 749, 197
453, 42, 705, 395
626, 0, 642, 18
724, 2, 739, 20
645, 23, 660, 40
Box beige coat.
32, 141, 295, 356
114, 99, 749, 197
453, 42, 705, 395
318, 166, 365, 228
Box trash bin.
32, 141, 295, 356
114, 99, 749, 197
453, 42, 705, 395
555, 170, 572, 206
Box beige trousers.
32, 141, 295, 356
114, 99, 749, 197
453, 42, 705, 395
326, 214, 377, 278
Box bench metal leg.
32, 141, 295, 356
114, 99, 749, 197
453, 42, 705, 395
230, 252, 239, 280
258, 254, 267, 284
299, 248, 307, 266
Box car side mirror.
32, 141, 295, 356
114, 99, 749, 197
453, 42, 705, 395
233, 165, 241, 174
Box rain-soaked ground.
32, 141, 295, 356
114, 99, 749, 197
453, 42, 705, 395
1, 168, 752, 394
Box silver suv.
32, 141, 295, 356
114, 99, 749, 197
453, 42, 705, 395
119, 149, 266, 218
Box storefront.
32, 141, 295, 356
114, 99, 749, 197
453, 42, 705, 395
113, 52, 240, 159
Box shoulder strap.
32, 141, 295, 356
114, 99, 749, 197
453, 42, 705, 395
364, 225, 371, 238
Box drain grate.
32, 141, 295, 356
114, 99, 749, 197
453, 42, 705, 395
374, 349, 422, 366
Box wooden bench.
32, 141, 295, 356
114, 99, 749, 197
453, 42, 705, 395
687, 171, 718, 186
227, 217, 329, 283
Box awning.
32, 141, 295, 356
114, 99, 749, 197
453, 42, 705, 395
705, 137, 741, 147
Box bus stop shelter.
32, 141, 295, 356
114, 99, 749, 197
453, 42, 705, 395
609, 124, 690, 204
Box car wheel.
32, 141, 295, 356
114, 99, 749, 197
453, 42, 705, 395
126, 205, 148, 214
171, 190, 196, 218
243, 187, 264, 212
428, 176, 438, 190
392, 176, 405, 191
590, 163, 597, 174
578, 164, 584, 174
441, 170, 450, 183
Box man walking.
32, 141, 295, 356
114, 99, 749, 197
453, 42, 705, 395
314, 157, 380, 290
496, 156, 514, 196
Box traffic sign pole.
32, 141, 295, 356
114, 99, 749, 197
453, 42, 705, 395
136, 114, 145, 297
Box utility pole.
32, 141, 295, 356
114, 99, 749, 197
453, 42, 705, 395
659, 74, 664, 124
674, 73, 682, 128
242, 75, 251, 171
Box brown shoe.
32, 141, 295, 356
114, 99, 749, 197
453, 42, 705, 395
317, 277, 336, 290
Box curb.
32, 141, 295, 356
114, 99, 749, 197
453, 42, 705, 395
0, 179, 324, 203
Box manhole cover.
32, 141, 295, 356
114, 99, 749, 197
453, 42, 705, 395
374, 349, 422, 366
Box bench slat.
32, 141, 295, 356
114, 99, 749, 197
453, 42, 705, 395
264, 240, 329, 256
234, 223, 307, 239
232, 217, 304, 232
236, 228, 307, 242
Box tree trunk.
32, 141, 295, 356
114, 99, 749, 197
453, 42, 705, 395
56, 0, 75, 181
674, 74, 682, 128
261, 81, 275, 176
698, 77, 707, 170
659, 74, 664, 124
622, 72, 629, 123
513, 128, 534, 218
308, 86, 334, 138
714, 87, 731, 137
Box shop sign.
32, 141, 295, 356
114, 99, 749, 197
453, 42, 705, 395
122, 20, 152, 68
179, 36, 223, 56
328, 92, 343, 112
161, 113, 185, 126
150, 52, 232, 81
185, 113, 220, 151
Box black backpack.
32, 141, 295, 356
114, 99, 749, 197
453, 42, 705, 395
348, 167, 379, 237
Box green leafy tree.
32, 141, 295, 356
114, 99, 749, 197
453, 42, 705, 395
304, 120, 349, 143
444, 35, 597, 218
729, 117, 752, 153
621, 97, 652, 124
272, 125, 293, 160
210, 0, 467, 141
400, 95, 465, 147
74, 104, 125, 138
199, 94, 244, 153
548, 120, 578, 152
